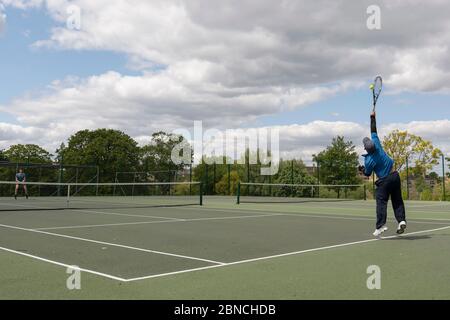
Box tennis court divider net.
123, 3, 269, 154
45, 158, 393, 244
236, 182, 367, 204
0, 180, 203, 211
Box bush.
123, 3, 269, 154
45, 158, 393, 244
215, 171, 240, 195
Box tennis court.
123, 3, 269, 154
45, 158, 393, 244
1, 185, 450, 299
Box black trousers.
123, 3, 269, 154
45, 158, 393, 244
375, 171, 406, 229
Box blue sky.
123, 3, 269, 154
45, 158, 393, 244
0, 1, 449, 162
0, 8, 132, 106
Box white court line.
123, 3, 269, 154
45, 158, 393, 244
35, 213, 285, 231
69, 209, 183, 221
0, 201, 184, 221
167, 205, 450, 224
408, 203, 450, 208
124, 225, 450, 282
0, 223, 224, 265
0, 246, 126, 282
185, 205, 450, 222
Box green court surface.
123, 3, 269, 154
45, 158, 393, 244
0, 196, 449, 299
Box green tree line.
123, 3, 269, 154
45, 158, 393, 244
0, 128, 446, 200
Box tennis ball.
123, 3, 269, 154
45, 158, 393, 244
369, 84, 374, 90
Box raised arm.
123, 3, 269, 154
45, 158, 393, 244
370, 112, 383, 151
371, 111, 377, 134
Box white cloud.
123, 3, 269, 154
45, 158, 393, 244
0, 5, 6, 34
0, 70, 352, 150
4, 0, 448, 93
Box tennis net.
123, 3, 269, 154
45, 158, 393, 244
0, 181, 203, 211
237, 182, 367, 204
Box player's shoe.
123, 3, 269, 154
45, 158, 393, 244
396, 221, 407, 234
373, 226, 388, 237
14, 194, 17, 200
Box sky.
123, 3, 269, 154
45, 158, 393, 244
0, 0, 449, 167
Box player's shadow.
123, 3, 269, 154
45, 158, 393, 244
385, 235, 432, 241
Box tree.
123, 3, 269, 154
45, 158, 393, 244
4, 144, 52, 163
58, 129, 140, 182
312, 136, 360, 185
383, 130, 441, 175
0, 150, 7, 161
193, 156, 231, 194
140, 132, 191, 182
447, 157, 450, 178
215, 171, 240, 195
275, 159, 316, 185
274, 159, 317, 197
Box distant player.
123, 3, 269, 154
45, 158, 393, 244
15, 168, 29, 200
359, 112, 407, 237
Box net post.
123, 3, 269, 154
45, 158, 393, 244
237, 182, 241, 204
199, 182, 203, 206
364, 184, 367, 201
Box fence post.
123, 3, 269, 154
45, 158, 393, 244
443, 154, 446, 201
213, 162, 216, 195
189, 163, 192, 196
246, 155, 250, 196
237, 182, 241, 204
291, 160, 294, 185
227, 163, 231, 195
96, 165, 100, 196
406, 156, 409, 200
316, 160, 320, 198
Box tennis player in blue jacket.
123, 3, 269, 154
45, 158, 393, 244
359, 112, 407, 237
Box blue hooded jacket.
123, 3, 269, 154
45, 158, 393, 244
363, 115, 394, 179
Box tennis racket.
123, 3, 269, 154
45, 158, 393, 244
370, 76, 382, 112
